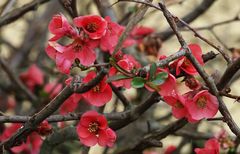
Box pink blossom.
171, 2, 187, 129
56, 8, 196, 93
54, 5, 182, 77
82, 71, 112, 106
48, 14, 77, 41
77, 111, 116, 147
171, 44, 204, 75
186, 90, 219, 121
100, 16, 124, 52
74, 15, 107, 39
164, 92, 188, 119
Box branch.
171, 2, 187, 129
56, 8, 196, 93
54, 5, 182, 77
0, 58, 38, 102
109, 83, 132, 109
112, 0, 151, 55
117, 119, 188, 154
0, 69, 107, 150
217, 58, 240, 90
159, 0, 216, 41
158, 2, 240, 139
0, 0, 53, 27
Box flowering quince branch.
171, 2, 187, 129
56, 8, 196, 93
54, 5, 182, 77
0, 69, 107, 150
118, 0, 231, 64
158, 2, 240, 138
111, 0, 151, 56
2, 1, 240, 153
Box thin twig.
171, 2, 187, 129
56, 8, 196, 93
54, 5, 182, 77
158, 2, 240, 139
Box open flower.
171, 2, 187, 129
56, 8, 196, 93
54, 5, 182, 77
171, 44, 204, 75
195, 138, 220, 154
46, 39, 98, 74
82, 71, 112, 106
186, 90, 218, 120
77, 111, 116, 147
48, 14, 77, 41
74, 15, 107, 39
164, 92, 188, 119
20, 64, 44, 91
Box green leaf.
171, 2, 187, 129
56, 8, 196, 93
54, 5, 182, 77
151, 72, 168, 85
149, 63, 157, 81
131, 77, 145, 88
107, 74, 130, 83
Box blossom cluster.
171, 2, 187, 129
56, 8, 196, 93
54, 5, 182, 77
4, 13, 220, 151
46, 14, 135, 74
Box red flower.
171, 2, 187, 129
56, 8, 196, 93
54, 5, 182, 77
77, 111, 116, 147
164, 92, 188, 119
20, 64, 44, 91
36, 120, 52, 136
60, 93, 81, 114
186, 90, 218, 120
74, 15, 107, 39
44, 82, 62, 99
195, 138, 220, 154
46, 39, 98, 74
171, 44, 204, 75
109, 54, 141, 89
48, 14, 77, 41
98, 16, 135, 53
82, 71, 112, 106
100, 16, 124, 52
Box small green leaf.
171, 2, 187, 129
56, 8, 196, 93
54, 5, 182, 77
151, 72, 168, 85
149, 63, 157, 81
131, 77, 145, 88
107, 74, 130, 83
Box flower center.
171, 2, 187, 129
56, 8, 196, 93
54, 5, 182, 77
88, 122, 99, 133
86, 23, 98, 33
174, 101, 184, 108
93, 85, 100, 93
183, 59, 191, 66
196, 96, 207, 109
74, 44, 82, 51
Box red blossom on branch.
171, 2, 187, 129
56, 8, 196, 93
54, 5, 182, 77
186, 90, 219, 121
82, 71, 112, 106
77, 111, 116, 147
74, 15, 107, 39
171, 44, 204, 75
